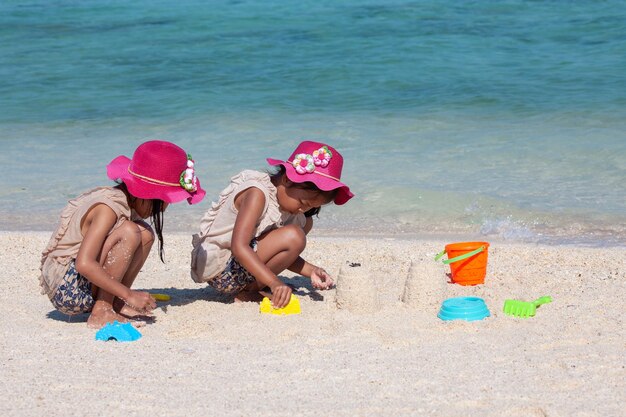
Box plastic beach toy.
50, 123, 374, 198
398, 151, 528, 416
503, 296, 552, 318
95, 321, 142, 342
438, 297, 491, 322
260, 294, 301, 315
435, 242, 490, 286
151, 293, 171, 301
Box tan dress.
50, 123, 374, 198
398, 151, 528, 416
39, 187, 132, 299
190, 170, 305, 283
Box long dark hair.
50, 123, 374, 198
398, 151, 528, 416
115, 183, 166, 263
269, 165, 338, 217
151, 199, 165, 262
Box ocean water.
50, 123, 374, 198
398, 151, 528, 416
1, 0, 625, 246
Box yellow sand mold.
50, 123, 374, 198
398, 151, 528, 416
260, 294, 301, 315
151, 293, 171, 301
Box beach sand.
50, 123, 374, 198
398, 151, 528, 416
1, 231, 624, 416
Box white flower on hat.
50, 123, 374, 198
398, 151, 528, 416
180, 154, 198, 192
313, 146, 332, 168
292, 153, 315, 174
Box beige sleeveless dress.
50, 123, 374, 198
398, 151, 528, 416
39, 187, 132, 299
190, 170, 305, 283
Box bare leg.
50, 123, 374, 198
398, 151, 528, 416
87, 221, 148, 328
234, 224, 306, 302
115, 221, 155, 317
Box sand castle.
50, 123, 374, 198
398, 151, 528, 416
401, 257, 447, 308
335, 261, 380, 313
334, 255, 446, 313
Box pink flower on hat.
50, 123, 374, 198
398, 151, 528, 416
292, 153, 315, 174
312, 146, 332, 167
180, 154, 198, 192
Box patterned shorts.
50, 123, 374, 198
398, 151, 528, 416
51, 260, 95, 315
208, 239, 258, 295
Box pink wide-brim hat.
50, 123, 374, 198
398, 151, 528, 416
267, 140, 354, 205
107, 140, 206, 205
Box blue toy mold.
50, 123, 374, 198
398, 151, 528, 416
95, 321, 142, 342
438, 297, 490, 322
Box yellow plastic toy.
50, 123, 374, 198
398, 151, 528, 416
151, 293, 171, 301
259, 294, 301, 315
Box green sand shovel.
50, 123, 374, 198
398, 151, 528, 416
503, 296, 552, 318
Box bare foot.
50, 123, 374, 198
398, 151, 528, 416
87, 305, 129, 329
234, 290, 265, 303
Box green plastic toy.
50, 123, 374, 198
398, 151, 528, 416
503, 296, 552, 318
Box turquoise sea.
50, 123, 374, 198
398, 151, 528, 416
1, 0, 625, 245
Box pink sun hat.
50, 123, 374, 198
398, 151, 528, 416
267, 140, 354, 205
107, 140, 206, 205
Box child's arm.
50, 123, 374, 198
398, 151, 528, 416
288, 257, 334, 290
75, 204, 156, 312
231, 188, 292, 307
292, 216, 333, 289
303, 216, 314, 234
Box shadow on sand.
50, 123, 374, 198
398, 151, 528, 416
46, 275, 326, 322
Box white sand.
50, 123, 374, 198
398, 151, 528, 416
1, 232, 624, 416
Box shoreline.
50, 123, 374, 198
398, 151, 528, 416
1, 232, 624, 415
2, 228, 623, 248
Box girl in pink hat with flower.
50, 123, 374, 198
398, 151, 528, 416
191, 140, 353, 308
39, 140, 205, 328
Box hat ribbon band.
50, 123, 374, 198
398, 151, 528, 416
128, 166, 180, 187
287, 160, 341, 182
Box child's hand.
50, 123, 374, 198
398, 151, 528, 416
269, 283, 292, 309
124, 290, 157, 313
311, 267, 334, 290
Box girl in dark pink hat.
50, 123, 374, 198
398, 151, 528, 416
39, 140, 205, 329
191, 140, 353, 308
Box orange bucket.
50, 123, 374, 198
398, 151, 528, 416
435, 242, 490, 286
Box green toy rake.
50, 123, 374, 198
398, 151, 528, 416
503, 296, 552, 318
